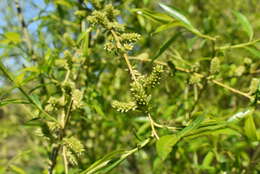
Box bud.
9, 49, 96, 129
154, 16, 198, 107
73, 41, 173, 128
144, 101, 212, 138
210, 57, 220, 74
244, 57, 252, 65
249, 78, 259, 94
235, 65, 245, 76
189, 74, 202, 85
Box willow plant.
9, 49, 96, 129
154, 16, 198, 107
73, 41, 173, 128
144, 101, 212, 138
0, 0, 260, 174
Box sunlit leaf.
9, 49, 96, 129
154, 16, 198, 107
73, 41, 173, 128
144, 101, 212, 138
153, 22, 181, 34
159, 3, 215, 40
4, 32, 21, 44
132, 8, 175, 23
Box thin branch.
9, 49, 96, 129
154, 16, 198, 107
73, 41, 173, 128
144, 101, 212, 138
111, 30, 137, 82
216, 39, 260, 50
15, 0, 34, 57
128, 56, 259, 104
63, 146, 69, 174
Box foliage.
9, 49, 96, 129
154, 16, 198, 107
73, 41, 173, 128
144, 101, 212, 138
0, 0, 260, 173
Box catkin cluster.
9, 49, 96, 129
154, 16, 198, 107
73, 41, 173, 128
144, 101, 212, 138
113, 65, 164, 113
87, 4, 140, 52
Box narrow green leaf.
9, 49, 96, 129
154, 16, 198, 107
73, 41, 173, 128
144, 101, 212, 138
81, 139, 151, 174
77, 28, 91, 56
14, 73, 25, 86
158, 3, 192, 28
54, 0, 72, 8
82, 150, 126, 174
159, 3, 215, 40
156, 115, 204, 160
178, 115, 205, 136
244, 115, 258, 141
29, 94, 43, 110
152, 32, 180, 61
132, 8, 175, 23
152, 22, 181, 34
10, 165, 26, 174
0, 99, 29, 107
202, 151, 214, 167
244, 47, 260, 58
156, 134, 179, 160
4, 32, 21, 44
233, 11, 254, 41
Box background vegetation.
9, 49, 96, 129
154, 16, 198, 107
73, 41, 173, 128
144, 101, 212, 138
0, 0, 260, 173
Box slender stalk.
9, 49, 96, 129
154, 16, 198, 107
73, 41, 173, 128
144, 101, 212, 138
217, 39, 260, 50
148, 113, 159, 139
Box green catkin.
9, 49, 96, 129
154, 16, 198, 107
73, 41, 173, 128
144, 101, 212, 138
112, 101, 137, 112
144, 65, 164, 88
235, 65, 245, 76
244, 57, 252, 65
249, 78, 260, 94
71, 89, 84, 110
120, 33, 141, 43
104, 4, 120, 20
63, 137, 84, 155
63, 33, 75, 46
210, 57, 220, 74
130, 81, 149, 107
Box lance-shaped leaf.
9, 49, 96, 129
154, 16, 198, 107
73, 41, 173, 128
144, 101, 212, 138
152, 32, 180, 61
159, 3, 215, 40
233, 11, 254, 41
244, 114, 258, 141
156, 115, 204, 160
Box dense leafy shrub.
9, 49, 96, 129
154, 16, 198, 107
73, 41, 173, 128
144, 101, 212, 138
0, 0, 260, 173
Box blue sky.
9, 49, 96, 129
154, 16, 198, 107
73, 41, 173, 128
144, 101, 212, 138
0, 0, 54, 85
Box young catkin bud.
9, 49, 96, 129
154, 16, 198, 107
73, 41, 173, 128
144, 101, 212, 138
244, 57, 252, 65
235, 65, 245, 76
189, 74, 202, 85
130, 82, 148, 106
144, 65, 164, 88
210, 57, 220, 74
112, 101, 137, 112
249, 78, 260, 94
